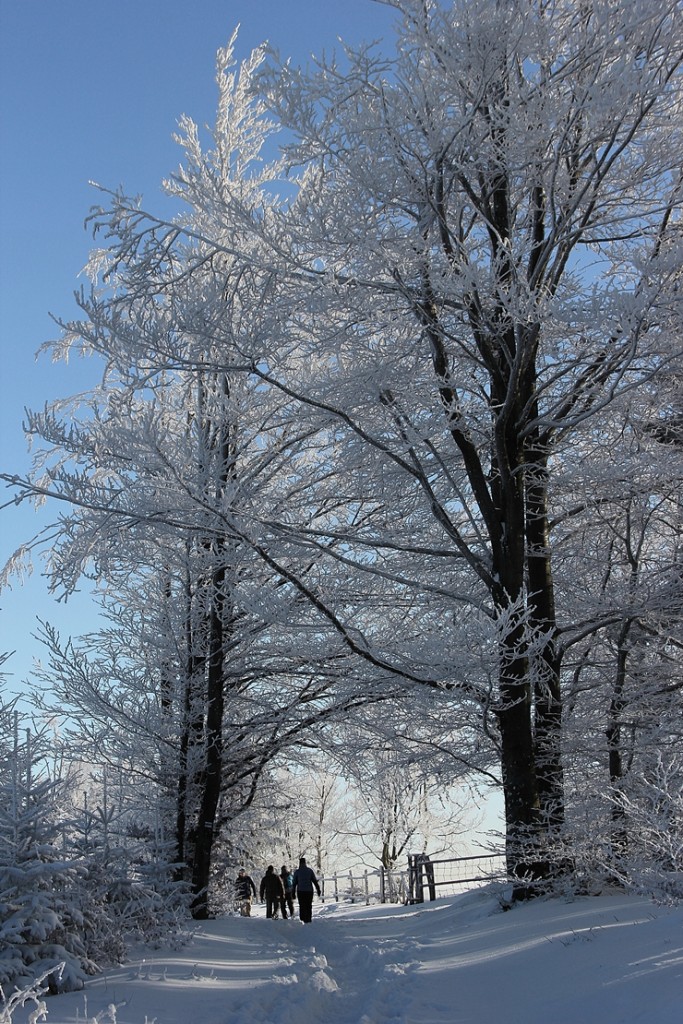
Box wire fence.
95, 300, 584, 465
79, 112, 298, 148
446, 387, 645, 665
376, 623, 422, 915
321, 852, 506, 906
405, 852, 507, 902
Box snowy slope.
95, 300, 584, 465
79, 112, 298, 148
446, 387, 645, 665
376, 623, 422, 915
7, 887, 683, 1024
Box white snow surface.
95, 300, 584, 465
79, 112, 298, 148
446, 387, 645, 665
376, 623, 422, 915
9, 887, 683, 1024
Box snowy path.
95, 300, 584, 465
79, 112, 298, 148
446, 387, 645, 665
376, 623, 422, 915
219, 906, 437, 1024
8, 890, 683, 1024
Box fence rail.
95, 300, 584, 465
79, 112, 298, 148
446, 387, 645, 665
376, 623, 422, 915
321, 852, 506, 906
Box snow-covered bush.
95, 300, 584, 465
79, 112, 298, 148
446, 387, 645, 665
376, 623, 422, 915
60, 771, 192, 959
600, 750, 683, 905
0, 712, 97, 995
0, 698, 191, 999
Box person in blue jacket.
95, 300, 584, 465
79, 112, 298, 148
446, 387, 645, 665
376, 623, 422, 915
280, 865, 295, 919
292, 856, 321, 923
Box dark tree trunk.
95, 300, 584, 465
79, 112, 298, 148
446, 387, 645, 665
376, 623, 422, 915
498, 644, 541, 883
525, 435, 565, 833
606, 620, 632, 865
190, 560, 226, 918
494, 472, 546, 893
174, 563, 203, 879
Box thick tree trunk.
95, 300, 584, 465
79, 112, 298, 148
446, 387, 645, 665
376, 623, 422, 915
498, 646, 541, 883
491, 350, 565, 892
493, 444, 547, 893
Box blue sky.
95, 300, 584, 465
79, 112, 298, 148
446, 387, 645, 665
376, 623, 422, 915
0, 0, 397, 696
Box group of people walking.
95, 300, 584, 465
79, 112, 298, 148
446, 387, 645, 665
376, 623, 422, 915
234, 857, 321, 923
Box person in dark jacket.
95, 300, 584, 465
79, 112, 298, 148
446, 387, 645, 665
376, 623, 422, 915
280, 865, 294, 919
234, 868, 257, 917
292, 856, 321, 923
259, 864, 285, 919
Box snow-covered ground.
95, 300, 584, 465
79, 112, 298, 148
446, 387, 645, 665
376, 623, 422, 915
7, 886, 682, 1024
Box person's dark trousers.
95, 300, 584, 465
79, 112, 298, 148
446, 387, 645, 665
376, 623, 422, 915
279, 895, 289, 919
297, 891, 314, 923
266, 897, 279, 919
285, 892, 294, 917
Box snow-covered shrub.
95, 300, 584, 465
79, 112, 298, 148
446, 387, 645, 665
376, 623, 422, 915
0, 725, 98, 995
59, 775, 192, 959
600, 750, 683, 904
0, 962, 60, 1023
0, 700, 189, 999
78, 848, 192, 958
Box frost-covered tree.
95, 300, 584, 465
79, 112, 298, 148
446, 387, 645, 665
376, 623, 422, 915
0, 689, 189, 994
232, 0, 681, 888
273, 761, 358, 875
6, 58, 396, 910
0, 706, 96, 994
559, 392, 683, 882
345, 750, 475, 872
21, 360, 384, 918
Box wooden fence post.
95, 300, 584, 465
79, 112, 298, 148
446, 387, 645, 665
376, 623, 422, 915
408, 853, 424, 903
